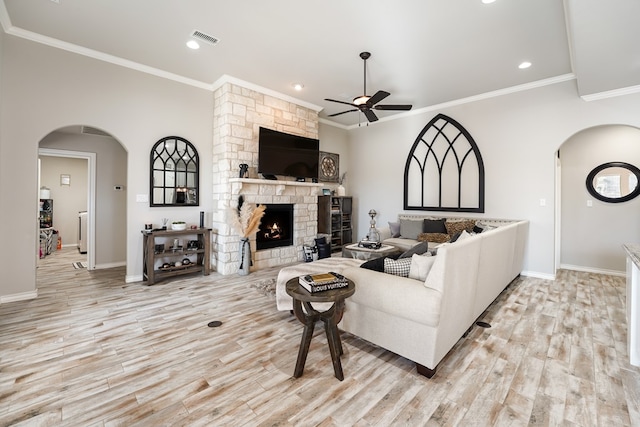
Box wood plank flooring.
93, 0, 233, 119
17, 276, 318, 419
1, 248, 639, 426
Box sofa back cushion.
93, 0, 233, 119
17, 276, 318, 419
399, 219, 424, 239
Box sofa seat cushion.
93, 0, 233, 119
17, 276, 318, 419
382, 237, 420, 251
343, 267, 442, 327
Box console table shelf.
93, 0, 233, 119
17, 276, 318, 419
141, 228, 211, 285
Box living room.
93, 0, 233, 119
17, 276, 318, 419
1, 1, 640, 424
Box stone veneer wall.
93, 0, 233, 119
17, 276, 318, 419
211, 82, 321, 275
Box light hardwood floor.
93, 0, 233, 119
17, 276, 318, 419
1, 248, 639, 426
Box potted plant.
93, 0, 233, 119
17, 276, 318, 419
171, 221, 187, 231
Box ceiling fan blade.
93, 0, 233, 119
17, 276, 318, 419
325, 98, 357, 107
363, 109, 379, 122
374, 104, 413, 111
367, 90, 390, 106
328, 109, 358, 117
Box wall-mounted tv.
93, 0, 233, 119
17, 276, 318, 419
258, 127, 319, 180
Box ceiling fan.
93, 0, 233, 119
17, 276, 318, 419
325, 51, 412, 123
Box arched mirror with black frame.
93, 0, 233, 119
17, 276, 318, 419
586, 161, 640, 203
150, 136, 199, 206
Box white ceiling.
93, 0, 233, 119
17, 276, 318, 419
2, 0, 639, 127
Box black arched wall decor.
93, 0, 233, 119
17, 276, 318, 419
150, 136, 200, 206
404, 114, 484, 212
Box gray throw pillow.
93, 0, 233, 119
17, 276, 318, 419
388, 221, 401, 238
399, 241, 429, 258
399, 219, 423, 239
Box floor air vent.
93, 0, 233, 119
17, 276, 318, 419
191, 30, 220, 46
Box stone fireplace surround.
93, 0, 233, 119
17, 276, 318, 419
211, 80, 324, 275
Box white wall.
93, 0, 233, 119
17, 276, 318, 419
38, 155, 88, 248
560, 125, 640, 273
346, 80, 640, 278
0, 34, 213, 299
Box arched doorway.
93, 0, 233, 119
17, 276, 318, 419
556, 124, 640, 275
37, 125, 127, 275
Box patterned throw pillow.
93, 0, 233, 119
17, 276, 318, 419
417, 232, 450, 243
384, 257, 412, 277
445, 220, 476, 237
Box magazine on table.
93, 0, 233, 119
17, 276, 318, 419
298, 272, 349, 293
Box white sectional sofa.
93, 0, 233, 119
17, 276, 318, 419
275, 217, 529, 378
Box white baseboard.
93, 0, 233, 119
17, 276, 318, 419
94, 261, 126, 270
521, 271, 556, 281
125, 274, 144, 283
560, 264, 626, 277
1, 290, 38, 304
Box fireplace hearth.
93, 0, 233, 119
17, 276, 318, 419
257, 204, 294, 250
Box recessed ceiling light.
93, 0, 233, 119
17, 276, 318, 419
482, 0, 496, 4
518, 61, 532, 69
186, 40, 200, 50
292, 83, 304, 91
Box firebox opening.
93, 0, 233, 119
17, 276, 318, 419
256, 204, 294, 250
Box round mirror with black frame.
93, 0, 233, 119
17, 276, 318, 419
586, 161, 640, 203
150, 136, 199, 206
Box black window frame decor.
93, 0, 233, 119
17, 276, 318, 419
150, 136, 200, 207
586, 161, 640, 203
403, 114, 485, 213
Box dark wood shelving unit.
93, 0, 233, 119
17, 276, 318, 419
318, 196, 353, 252
141, 228, 211, 285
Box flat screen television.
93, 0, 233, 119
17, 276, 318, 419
258, 127, 319, 180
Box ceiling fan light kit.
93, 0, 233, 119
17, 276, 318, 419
325, 51, 412, 123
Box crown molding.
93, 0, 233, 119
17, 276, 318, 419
342, 73, 577, 130
5, 26, 213, 91
581, 84, 640, 102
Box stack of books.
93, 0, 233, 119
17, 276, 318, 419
298, 272, 349, 293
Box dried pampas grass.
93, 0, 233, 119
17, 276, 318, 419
229, 203, 266, 238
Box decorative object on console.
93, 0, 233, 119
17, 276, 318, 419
367, 209, 380, 243
324, 51, 412, 123
319, 152, 339, 182
228, 195, 266, 276
171, 221, 187, 231
404, 114, 484, 213
239, 163, 249, 178
336, 172, 347, 197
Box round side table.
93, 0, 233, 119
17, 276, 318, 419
286, 277, 355, 381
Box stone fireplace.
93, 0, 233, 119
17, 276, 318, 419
257, 204, 294, 250
210, 79, 323, 275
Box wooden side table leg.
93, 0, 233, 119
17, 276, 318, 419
294, 319, 315, 378
324, 317, 344, 381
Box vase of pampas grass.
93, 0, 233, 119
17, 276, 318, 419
229, 196, 266, 276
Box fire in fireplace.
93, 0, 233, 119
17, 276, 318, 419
256, 204, 294, 250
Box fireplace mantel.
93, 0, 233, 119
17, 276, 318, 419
229, 178, 323, 196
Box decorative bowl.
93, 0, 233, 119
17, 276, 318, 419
171, 222, 187, 231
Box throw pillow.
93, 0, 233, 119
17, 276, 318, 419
398, 241, 429, 259
409, 253, 437, 281
360, 253, 400, 272
388, 221, 401, 238
384, 257, 412, 277
399, 219, 423, 240
417, 232, 450, 243
472, 225, 484, 234
423, 218, 447, 234
445, 219, 476, 237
